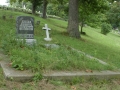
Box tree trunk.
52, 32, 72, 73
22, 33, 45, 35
67, 0, 80, 38
32, 3, 36, 15
81, 22, 84, 33
42, 0, 48, 19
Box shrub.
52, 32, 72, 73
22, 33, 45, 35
101, 23, 112, 35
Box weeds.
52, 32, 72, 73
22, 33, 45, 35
0, 9, 120, 73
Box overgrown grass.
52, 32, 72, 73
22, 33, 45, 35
0, 9, 120, 72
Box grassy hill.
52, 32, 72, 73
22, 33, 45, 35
0, 9, 120, 72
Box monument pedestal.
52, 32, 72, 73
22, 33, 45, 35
17, 39, 36, 45
44, 38, 52, 41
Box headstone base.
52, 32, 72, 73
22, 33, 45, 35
17, 39, 36, 45
44, 38, 52, 41
45, 44, 59, 49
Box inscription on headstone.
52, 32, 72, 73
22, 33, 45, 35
16, 16, 34, 39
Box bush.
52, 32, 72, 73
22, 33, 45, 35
101, 23, 112, 35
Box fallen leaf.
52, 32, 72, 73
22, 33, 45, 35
85, 69, 93, 73
71, 86, 76, 90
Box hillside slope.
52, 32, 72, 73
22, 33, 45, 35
0, 9, 120, 71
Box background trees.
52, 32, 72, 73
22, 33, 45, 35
27, 0, 42, 14
10, 0, 42, 14
68, 0, 110, 38
78, 0, 109, 34
107, 1, 120, 30
42, 0, 48, 18
9, 0, 115, 38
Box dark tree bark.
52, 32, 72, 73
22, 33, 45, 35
81, 24, 83, 33
31, 0, 42, 15
42, 0, 48, 19
80, 21, 86, 35
80, 21, 84, 33
67, 0, 80, 38
32, 3, 36, 15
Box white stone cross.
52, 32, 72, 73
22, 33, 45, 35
42, 24, 52, 41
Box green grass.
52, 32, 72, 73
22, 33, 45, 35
0, 9, 120, 72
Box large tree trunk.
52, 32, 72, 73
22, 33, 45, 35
67, 0, 80, 38
42, 0, 48, 19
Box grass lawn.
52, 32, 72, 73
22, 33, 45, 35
0, 9, 120, 73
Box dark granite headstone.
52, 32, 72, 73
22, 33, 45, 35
16, 16, 34, 39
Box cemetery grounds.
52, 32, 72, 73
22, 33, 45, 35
0, 9, 120, 89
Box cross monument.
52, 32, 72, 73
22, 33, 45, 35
42, 24, 52, 41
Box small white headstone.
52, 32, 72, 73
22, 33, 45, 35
23, 5, 26, 9
42, 24, 52, 41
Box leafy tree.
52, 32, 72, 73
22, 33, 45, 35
42, 0, 67, 18
86, 13, 107, 28
46, 1, 68, 19
10, 0, 42, 14
10, 0, 111, 38
25, 0, 42, 14
68, 0, 110, 38
79, 0, 109, 34
101, 23, 112, 35
107, 1, 120, 30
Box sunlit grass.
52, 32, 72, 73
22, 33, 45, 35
0, 9, 120, 72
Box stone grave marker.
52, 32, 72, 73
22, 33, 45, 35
23, 5, 26, 9
42, 24, 52, 41
16, 16, 36, 45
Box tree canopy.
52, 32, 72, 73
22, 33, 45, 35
107, 1, 120, 29
9, 0, 112, 38
10, 0, 43, 14
68, 0, 110, 38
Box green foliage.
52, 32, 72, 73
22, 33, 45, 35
101, 23, 112, 35
26, 1, 32, 10
106, 1, 120, 29
0, 9, 120, 73
80, 0, 110, 13
33, 72, 43, 81
10, 0, 43, 14
47, 3, 68, 19
79, 0, 109, 30
86, 13, 107, 28
50, 80, 64, 86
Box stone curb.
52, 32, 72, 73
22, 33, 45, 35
1, 60, 120, 82
43, 70, 120, 81
0, 60, 34, 82
0, 52, 120, 82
